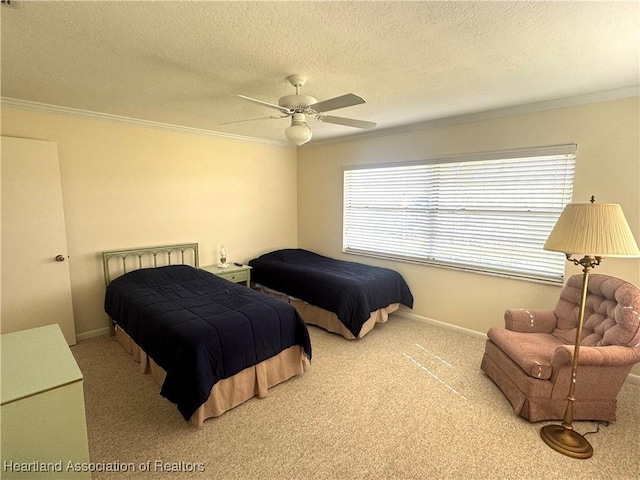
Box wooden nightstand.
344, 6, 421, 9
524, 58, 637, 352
201, 264, 252, 286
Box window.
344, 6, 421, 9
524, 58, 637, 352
343, 145, 576, 283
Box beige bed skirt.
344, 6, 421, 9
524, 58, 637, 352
254, 285, 399, 339
114, 327, 309, 427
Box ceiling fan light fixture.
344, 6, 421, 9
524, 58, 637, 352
285, 113, 312, 146
230, 75, 374, 143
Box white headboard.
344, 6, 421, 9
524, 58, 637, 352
102, 243, 199, 285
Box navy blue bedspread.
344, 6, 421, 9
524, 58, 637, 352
248, 249, 413, 337
104, 265, 311, 421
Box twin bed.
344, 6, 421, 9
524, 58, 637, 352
249, 249, 414, 339
102, 244, 311, 426
103, 244, 412, 426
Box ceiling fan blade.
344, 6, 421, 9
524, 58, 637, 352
318, 115, 377, 129
219, 115, 286, 126
234, 94, 292, 114
310, 93, 366, 113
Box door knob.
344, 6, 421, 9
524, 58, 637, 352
55, 255, 66, 262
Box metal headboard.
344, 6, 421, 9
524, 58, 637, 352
102, 243, 199, 285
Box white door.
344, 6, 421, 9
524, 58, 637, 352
1, 136, 76, 345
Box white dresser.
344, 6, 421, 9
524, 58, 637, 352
1, 324, 91, 479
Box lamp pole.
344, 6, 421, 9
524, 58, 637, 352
539, 255, 598, 459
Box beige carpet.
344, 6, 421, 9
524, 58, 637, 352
71, 316, 640, 480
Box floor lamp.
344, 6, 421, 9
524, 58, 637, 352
540, 197, 640, 459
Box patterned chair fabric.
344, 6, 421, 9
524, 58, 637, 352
480, 274, 640, 422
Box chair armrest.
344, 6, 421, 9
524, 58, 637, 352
552, 344, 640, 369
504, 309, 557, 333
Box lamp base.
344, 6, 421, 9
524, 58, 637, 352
540, 424, 593, 459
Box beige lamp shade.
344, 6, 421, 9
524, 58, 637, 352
544, 203, 640, 257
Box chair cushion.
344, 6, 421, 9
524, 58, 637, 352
553, 274, 640, 347
487, 327, 565, 380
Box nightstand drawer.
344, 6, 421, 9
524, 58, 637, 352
217, 270, 248, 283
200, 264, 252, 286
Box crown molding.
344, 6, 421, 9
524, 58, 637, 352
3, 85, 637, 149
0, 97, 292, 148
304, 85, 640, 147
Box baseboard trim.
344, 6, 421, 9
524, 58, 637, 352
394, 310, 640, 385
395, 310, 488, 340
76, 327, 110, 342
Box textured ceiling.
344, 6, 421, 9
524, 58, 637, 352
1, 1, 639, 145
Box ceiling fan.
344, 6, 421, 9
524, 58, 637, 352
222, 75, 376, 146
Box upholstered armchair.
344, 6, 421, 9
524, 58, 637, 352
481, 274, 640, 422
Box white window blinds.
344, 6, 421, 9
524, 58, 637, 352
343, 145, 576, 283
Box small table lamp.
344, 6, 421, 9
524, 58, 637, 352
541, 197, 640, 458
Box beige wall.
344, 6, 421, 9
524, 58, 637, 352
2, 96, 639, 371
1, 106, 298, 337
297, 97, 640, 339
